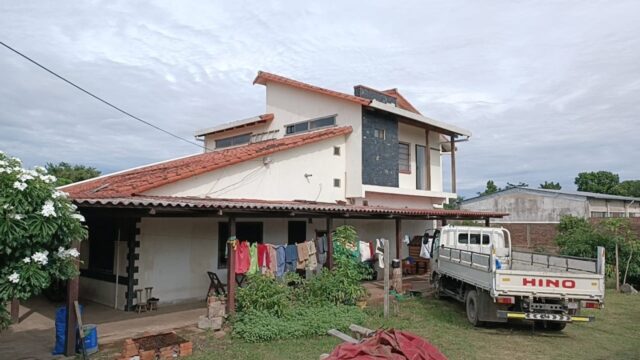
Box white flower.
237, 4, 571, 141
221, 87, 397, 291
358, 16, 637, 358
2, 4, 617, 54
10, 214, 24, 220
40, 174, 57, 184
34, 166, 47, 173
57, 247, 80, 259
51, 190, 68, 199
40, 200, 57, 217
32, 251, 49, 265
22, 257, 31, 263
19, 173, 34, 182
13, 181, 27, 191
0, 160, 6, 166
0, 168, 6, 173
8, 272, 20, 284
11, 157, 21, 164
3, 204, 12, 210
71, 213, 85, 222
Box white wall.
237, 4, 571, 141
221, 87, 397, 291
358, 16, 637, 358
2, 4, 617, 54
79, 277, 127, 309
144, 136, 348, 203
135, 216, 431, 304
265, 82, 364, 199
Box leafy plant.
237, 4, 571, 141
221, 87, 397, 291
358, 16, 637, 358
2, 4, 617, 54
232, 305, 365, 342
236, 274, 291, 317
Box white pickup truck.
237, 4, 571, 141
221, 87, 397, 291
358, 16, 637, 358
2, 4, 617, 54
430, 225, 605, 331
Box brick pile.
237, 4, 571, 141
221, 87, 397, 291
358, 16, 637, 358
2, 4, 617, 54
118, 332, 192, 360
198, 296, 226, 331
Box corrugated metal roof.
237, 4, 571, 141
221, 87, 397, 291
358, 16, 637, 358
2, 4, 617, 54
463, 187, 640, 203
73, 195, 508, 218
194, 113, 274, 137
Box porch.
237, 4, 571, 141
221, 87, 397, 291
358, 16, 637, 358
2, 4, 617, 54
1, 296, 205, 359
31, 195, 506, 356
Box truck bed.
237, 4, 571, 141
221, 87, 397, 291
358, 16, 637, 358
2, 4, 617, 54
436, 247, 605, 300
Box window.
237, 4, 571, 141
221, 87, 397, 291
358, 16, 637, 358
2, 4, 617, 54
333, 178, 341, 188
218, 222, 263, 268
374, 128, 386, 140
215, 133, 251, 149
399, 142, 410, 173
416, 145, 425, 188
333, 146, 341, 156
590, 211, 607, 218
285, 115, 336, 135
611, 212, 626, 218
458, 233, 490, 245
288, 221, 307, 245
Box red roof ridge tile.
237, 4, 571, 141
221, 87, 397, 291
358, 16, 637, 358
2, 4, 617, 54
64, 126, 352, 199
254, 71, 371, 106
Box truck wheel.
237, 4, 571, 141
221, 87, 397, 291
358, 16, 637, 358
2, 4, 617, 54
465, 290, 483, 327
537, 321, 566, 331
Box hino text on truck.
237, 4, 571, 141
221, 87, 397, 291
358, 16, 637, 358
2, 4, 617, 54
429, 225, 605, 331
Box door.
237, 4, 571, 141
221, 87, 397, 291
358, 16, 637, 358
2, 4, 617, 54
288, 221, 307, 244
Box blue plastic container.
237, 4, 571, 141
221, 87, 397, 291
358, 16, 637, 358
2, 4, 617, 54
82, 324, 99, 354
52, 305, 83, 355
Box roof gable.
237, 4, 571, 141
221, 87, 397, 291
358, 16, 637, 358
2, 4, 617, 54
254, 71, 371, 106
63, 126, 352, 198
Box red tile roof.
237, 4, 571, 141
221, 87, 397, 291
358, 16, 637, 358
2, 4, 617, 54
382, 88, 422, 114
253, 71, 371, 106
63, 126, 353, 198
73, 195, 508, 219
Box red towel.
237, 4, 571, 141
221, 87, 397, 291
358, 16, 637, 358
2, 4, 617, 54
326, 329, 447, 360
257, 243, 270, 268
235, 241, 250, 274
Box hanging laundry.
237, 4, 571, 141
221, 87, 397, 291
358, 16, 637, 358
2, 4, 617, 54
315, 235, 328, 266
376, 238, 385, 268
235, 240, 250, 274
420, 237, 432, 259
296, 241, 310, 269
359, 241, 372, 262
247, 242, 259, 275
285, 244, 298, 272
369, 241, 375, 260
306, 241, 318, 270
257, 243, 270, 274
275, 245, 286, 278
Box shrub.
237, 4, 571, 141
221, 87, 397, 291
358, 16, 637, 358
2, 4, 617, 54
232, 305, 365, 342
236, 274, 291, 317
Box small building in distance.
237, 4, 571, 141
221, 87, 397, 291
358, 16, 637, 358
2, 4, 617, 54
461, 187, 640, 251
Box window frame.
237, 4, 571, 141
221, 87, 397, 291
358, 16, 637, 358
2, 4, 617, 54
373, 128, 386, 140
398, 142, 411, 174
215, 132, 252, 149
285, 115, 337, 135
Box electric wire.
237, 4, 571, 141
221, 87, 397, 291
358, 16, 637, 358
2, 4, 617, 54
0, 40, 213, 152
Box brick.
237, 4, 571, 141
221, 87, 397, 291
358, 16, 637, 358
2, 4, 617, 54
140, 350, 156, 360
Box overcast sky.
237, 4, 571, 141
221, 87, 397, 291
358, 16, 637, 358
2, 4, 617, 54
1, 1, 639, 197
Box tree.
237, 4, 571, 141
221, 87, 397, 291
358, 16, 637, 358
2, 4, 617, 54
478, 180, 500, 196
45, 162, 101, 186
613, 180, 640, 198
555, 216, 639, 289
0, 152, 87, 329
505, 182, 529, 189
444, 196, 464, 210
539, 181, 562, 190
574, 171, 620, 194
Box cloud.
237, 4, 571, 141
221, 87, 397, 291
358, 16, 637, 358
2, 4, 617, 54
1, 0, 638, 196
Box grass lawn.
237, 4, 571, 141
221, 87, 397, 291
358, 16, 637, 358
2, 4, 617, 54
96, 290, 640, 360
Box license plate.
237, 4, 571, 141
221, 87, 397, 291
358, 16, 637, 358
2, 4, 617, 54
525, 313, 571, 322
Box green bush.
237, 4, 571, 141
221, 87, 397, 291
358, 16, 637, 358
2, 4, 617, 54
556, 216, 640, 286
232, 305, 365, 342
236, 274, 291, 317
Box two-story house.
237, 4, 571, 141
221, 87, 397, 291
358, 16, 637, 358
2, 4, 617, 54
62, 71, 499, 310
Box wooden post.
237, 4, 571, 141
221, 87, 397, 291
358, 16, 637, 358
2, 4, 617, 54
485, 218, 490, 227
395, 218, 402, 260
442, 219, 448, 226
425, 129, 431, 191
227, 216, 236, 314
615, 242, 620, 292
64, 241, 80, 356
326, 217, 334, 270
10, 298, 19, 323
383, 238, 390, 318
450, 136, 456, 194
